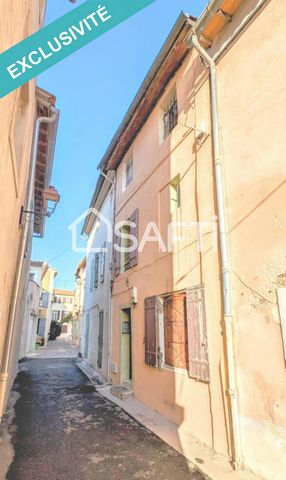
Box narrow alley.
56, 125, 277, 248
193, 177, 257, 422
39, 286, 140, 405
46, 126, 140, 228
0, 340, 207, 480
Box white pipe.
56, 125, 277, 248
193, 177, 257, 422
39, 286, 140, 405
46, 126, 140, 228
0, 108, 57, 422
186, 33, 242, 469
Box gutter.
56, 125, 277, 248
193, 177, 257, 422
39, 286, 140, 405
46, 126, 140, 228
0, 108, 58, 423
186, 0, 243, 468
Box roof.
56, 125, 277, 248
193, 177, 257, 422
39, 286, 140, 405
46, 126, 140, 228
34, 87, 60, 238
53, 289, 75, 296
98, 12, 196, 173
75, 257, 86, 277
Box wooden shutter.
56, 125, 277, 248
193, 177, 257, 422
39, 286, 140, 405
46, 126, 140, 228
129, 209, 138, 269
94, 253, 99, 289
114, 234, 120, 277
144, 296, 158, 367
97, 311, 104, 369
186, 285, 210, 382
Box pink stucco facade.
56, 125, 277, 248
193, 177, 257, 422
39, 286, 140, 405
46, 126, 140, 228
109, 1, 286, 478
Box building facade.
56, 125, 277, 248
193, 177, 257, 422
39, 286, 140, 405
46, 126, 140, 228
72, 258, 86, 347
0, 0, 61, 423
52, 290, 75, 337
81, 173, 115, 381
19, 261, 43, 358
86, 2, 286, 479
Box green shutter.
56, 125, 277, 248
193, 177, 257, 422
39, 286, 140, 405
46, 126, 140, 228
94, 253, 99, 289
97, 311, 104, 369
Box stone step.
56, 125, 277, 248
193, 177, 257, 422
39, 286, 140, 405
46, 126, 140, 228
110, 385, 134, 401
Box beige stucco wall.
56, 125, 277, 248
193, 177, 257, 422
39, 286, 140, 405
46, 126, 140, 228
214, 0, 286, 477
111, 1, 286, 478
0, 0, 47, 411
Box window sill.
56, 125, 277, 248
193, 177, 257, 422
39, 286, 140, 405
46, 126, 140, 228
161, 364, 188, 376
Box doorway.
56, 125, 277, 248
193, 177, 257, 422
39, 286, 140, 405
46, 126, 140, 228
120, 308, 132, 384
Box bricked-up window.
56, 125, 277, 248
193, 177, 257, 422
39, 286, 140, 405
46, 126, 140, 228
162, 90, 178, 141
163, 292, 188, 370
186, 286, 210, 382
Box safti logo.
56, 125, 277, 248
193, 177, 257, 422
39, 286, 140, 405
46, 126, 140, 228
69, 208, 218, 254
0, 0, 156, 98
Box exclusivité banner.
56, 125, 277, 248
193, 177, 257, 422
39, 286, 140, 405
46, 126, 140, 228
0, 0, 155, 98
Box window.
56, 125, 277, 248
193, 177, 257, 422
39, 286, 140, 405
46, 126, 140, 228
144, 285, 210, 382
125, 157, 133, 188
114, 209, 138, 276
100, 243, 106, 283
161, 89, 178, 141
52, 310, 60, 321
120, 224, 131, 273
163, 293, 188, 370
170, 175, 181, 213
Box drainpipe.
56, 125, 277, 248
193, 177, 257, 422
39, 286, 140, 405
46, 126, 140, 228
186, 33, 242, 469
0, 108, 58, 423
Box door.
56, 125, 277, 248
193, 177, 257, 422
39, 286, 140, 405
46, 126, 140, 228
120, 308, 132, 384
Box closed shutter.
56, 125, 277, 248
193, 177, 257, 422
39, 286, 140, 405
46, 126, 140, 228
97, 311, 104, 369
114, 234, 120, 277
186, 285, 210, 382
94, 253, 99, 288
129, 209, 139, 269
164, 293, 188, 370
144, 296, 158, 367
90, 259, 95, 292
100, 243, 106, 283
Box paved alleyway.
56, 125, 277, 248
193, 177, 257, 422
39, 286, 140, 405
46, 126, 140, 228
1, 340, 208, 480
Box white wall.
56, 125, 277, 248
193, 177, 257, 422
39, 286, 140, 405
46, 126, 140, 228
82, 184, 114, 381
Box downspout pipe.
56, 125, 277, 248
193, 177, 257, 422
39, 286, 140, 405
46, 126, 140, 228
0, 108, 58, 423
186, 33, 242, 469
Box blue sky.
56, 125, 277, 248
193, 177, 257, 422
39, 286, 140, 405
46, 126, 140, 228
32, 0, 208, 290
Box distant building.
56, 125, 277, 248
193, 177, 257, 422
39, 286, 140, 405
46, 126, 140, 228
52, 290, 75, 336
72, 258, 86, 347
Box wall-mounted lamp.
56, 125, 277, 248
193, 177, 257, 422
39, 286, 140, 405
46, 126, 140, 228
43, 186, 60, 217
20, 186, 60, 225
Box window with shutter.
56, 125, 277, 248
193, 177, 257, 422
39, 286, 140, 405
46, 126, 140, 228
129, 209, 138, 269
114, 234, 121, 277
90, 259, 95, 292
100, 243, 106, 283
97, 311, 104, 369
144, 296, 158, 367
94, 253, 99, 289
186, 285, 210, 382
163, 292, 188, 370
